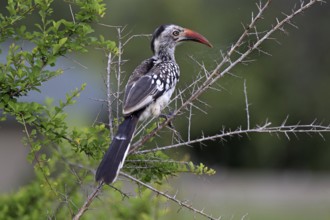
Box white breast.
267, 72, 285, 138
139, 87, 175, 121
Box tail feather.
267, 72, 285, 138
96, 115, 139, 184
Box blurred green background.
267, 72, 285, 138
1, 0, 330, 219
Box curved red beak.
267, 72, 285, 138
180, 28, 212, 48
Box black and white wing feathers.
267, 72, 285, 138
123, 58, 166, 116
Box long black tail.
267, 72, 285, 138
96, 114, 139, 184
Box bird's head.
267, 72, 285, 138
151, 24, 212, 56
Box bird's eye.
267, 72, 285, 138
172, 30, 180, 37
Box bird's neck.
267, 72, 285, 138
154, 45, 176, 62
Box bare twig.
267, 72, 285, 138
69, 4, 75, 24
72, 182, 103, 220
135, 121, 330, 154
123, 34, 152, 47
244, 80, 251, 129
187, 103, 193, 141
116, 27, 124, 124
120, 172, 221, 220
106, 52, 114, 138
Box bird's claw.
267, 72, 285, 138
159, 113, 174, 128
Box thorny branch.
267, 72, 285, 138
72, 182, 103, 220
244, 80, 251, 130
106, 52, 114, 138
135, 120, 330, 154
120, 172, 221, 220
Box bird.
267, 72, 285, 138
95, 24, 212, 184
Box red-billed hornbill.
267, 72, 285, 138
96, 24, 212, 184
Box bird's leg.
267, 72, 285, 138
159, 112, 174, 128
159, 112, 183, 142
108, 183, 130, 199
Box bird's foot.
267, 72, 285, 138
159, 112, 174, 128
159, 113, 183, 141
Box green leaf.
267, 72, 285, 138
58, 37, 68, 46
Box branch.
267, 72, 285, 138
244, 80, 251, 130
106, 52, 114, 138
135, 120, 330, 154
72, 182, 103, 220
123, 34, 152, 47
21, 117, 58, 197
116, 27, 124, 124
120, 172, 221, 220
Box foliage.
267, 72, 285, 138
0, 182, 49, 220
126, 151, 215, 183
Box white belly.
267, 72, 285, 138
139, 87, 175, 121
